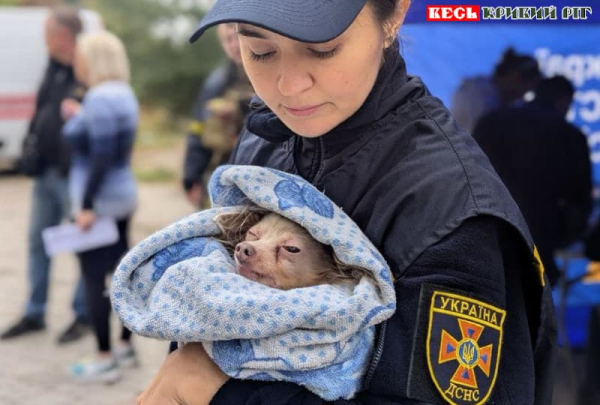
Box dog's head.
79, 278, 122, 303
215, 208, 374, 290
233, 213, 331, 289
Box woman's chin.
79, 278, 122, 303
280, 117, 336, 138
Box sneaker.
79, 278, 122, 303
69, 356, 122, 384
57, 317, 90, 345
0, 317, 45, 340
114, 344, 139, 369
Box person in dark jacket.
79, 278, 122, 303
136, 0, 557, 404
473, 76, 593, 286
1, 6, 90, 344
182, 23, 253, 207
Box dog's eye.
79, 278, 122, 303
283, 246, 301, 253
246, 231, 258, 241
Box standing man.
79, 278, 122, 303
474, 76, 593, 286
1, 7, 89, 343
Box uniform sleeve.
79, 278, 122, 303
209, 215, 550, 404
375, 215, 551, 404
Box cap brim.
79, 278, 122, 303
190, 0, 367, 44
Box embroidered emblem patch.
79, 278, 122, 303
426, 291, 506, 404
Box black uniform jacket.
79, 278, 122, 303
210, 46, 557, 405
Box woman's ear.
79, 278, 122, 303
383, 0, 411, 48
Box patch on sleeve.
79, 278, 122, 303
407, 284, 506, 404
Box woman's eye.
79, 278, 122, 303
249, 50, 275, 62
283, 246, 301, 253
309, 47, 339, 59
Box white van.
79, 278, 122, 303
0, 6, 102, 170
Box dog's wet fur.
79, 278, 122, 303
215, 208, 374, 290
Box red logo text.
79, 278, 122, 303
427, 5, 481, 21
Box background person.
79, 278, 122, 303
1, 6, 90, 345
451, 47, 542, 134
473, 76, 593, 286
182, 23, 254, 207
136, 0, 556, 404
61, 30, 138, 384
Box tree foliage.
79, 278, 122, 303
82, 0, 223, 116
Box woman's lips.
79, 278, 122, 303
283, 104, 324, 117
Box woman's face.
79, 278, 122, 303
237, 4, 386, 137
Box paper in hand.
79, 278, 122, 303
42, 217, 119, 256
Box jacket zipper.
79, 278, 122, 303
364, 320, 388, 387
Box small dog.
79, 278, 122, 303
215, 208, 373, 290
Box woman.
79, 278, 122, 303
138, 0, 556, 403
62, 31, 138, 383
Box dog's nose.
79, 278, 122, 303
235, 242, 255, 261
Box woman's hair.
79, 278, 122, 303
214, 206, 377, 286
368, 0, 400, 23
493, 48, 541, 80
76, 31, 130, 87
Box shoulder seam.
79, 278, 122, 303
414, 98, 480, 212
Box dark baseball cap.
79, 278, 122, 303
189, 0, 368, 44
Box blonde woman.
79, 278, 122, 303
61, 31, 138, 383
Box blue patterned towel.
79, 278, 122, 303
111, 165, 396, 400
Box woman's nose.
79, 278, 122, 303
235, 242, 255, 261
277, 62, 314, 97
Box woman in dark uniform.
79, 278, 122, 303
137, 1, 556, 404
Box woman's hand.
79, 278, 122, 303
76, 210, 96, 231
61, 98, 81, 120
137, 343, 229, 405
